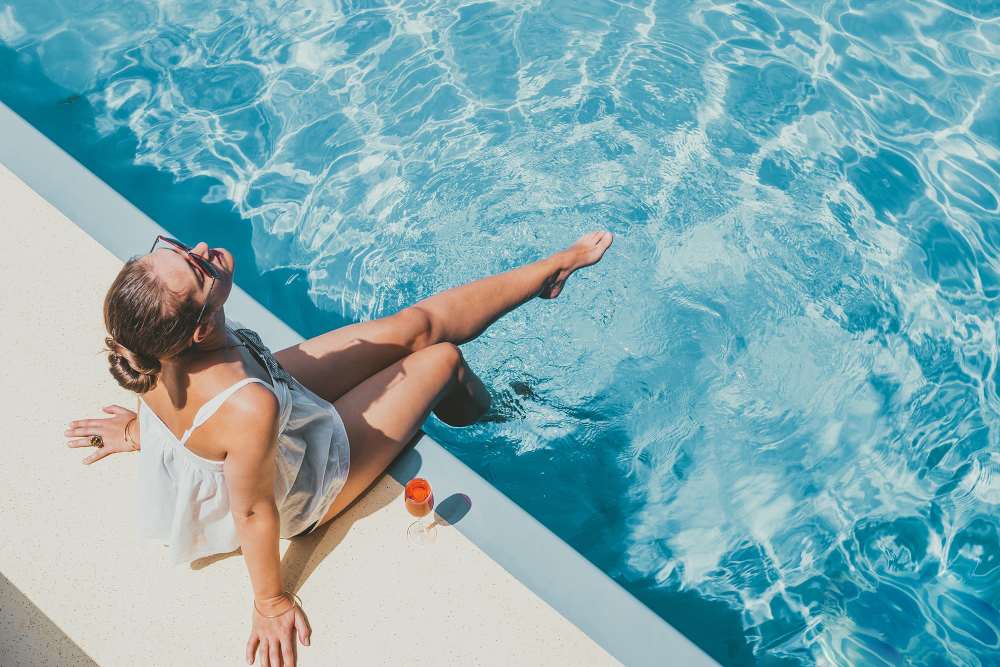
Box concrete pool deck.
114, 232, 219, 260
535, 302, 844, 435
0, 102, 714, 666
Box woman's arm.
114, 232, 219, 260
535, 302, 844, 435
221, 385, 284, 607
221, 384, 310, 667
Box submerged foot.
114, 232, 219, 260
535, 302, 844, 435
538, 231, 614, 299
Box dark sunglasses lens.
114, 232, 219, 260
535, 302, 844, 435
156, 236, 219, 277
192, 255, 219, 277
162, 236, 189, 251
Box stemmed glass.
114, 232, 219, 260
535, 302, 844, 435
404, 478, 438, 545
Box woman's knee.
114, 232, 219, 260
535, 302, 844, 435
390, 306, 438, 351
422, 341, 463, 373
398, 342, 465, 399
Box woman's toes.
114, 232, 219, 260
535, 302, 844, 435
540, 231, 614, 299
581, 231, 613, 264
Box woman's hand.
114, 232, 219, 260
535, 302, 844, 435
247, 594, 311, 666
65, 405, 139, 464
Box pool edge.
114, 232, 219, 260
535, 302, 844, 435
0, 101, 715, 667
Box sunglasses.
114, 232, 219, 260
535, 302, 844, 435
149, 235, 220, 327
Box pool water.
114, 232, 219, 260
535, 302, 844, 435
3, 1, 999, 664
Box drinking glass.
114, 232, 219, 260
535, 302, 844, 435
404, 478, 438, 545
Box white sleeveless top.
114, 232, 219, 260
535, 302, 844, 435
136, 315, 351, 564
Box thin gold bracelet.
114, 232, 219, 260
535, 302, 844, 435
253, 591, 302, 618
123, 417, 140, 452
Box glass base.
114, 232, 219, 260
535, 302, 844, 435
406, 518, 438, 545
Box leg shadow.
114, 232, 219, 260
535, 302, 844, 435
279, 442, 424, 593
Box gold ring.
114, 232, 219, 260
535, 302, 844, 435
89, 435, 104, 448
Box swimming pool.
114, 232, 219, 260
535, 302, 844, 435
2, 1, 998, 664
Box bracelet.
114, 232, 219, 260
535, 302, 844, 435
123, 416, 139, 452
253, 591, 302, 618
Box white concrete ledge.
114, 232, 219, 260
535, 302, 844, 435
0, 101, 714, 666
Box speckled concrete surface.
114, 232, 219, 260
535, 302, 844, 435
0, 162, 619, 666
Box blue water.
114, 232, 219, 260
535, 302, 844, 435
3, 1, 1000, 664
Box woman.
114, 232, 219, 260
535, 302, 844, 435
65, 230, 613, 667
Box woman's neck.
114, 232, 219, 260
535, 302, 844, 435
158, 308, 233, 375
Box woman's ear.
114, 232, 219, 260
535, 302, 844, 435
194, 306, 227, 346
191, 326, 206, 346
192, 319, 215, 345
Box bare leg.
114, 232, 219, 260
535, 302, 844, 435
409, 231, 615, 346
313, 342, 483, 527
275, 231, 614, 403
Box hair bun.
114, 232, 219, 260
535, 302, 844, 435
104, 336, 160, 394
104, 256, 202, 394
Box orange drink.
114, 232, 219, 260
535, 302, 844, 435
404, 477, 437, 544
405, 478, 433, 517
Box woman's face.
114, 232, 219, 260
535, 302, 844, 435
145, 241, 235, 324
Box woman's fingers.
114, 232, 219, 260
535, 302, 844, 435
295, 608, 312, 646
281, 637, 296, 667
246, 639, 259, 665
259, 639, 270, 667
269, 640, 281, 667
82, 448, 112, 465
67, 418, 105, 430
102, 405, 128, 415
64, 420, 108, 437
64, 428, 105, 440
246, 634, 260, 665
67, 438, 98, 448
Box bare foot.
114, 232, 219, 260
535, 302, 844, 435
538, 231, 614, 299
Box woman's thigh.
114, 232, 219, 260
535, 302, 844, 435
313, 342, 463, 526
273, 308, 433, 404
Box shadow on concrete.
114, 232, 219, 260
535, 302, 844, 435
189, 548, 242, 570
384, 443, 426, 483
188, 444, 427, 576
432, 493, 472, 527
0, 572, 99, 667
280, 442, 425, 593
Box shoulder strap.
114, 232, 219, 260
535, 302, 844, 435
230, 326, 294, 385
179, 377, 277, 445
